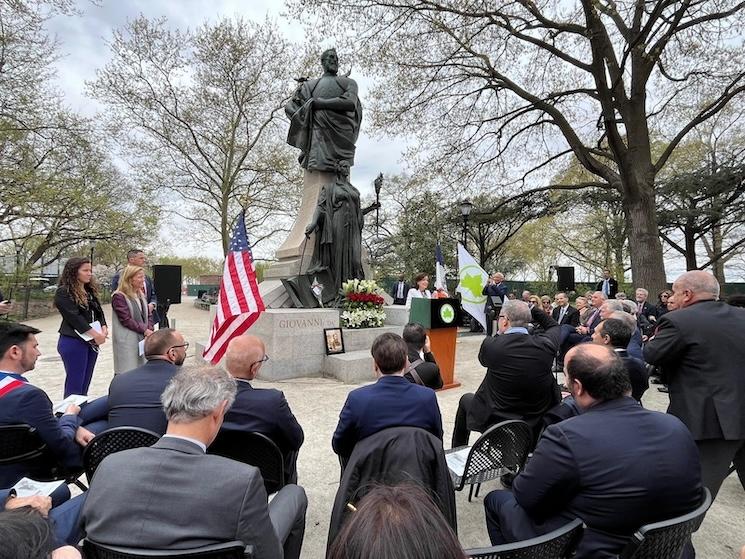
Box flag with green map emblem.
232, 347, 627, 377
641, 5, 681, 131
455, 243, 488, 332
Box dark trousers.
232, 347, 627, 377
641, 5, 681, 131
268, 484, 307, 559
452, 393, 476, 448
484, 490, 568, 545
58, 335, 98, 397
78, 396, 110, 434
50, 492, 87, 546
696, 438, 745, 498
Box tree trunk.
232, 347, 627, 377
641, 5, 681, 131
710, 224, 726, 284
684, 226, 698, 271
622, 180, 668, 293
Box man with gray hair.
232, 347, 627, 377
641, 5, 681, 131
82, 365, 308, 559
645, 270, 745, 503
452, 300, 561, 447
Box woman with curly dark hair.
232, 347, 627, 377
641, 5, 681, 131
54, 257, 107, 397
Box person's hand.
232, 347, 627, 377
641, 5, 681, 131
75, 426, 95, 446
148, 302, 156, 312
92, 331, 106, 346
52, 546, 82, 559
304, 223, 317, 237
423, 335, 431, 354
101, 325, 109, 337
144, 329, 154, 337
64, 404, 81, 416
6, 494, 52, 517
0, 301, 12, 314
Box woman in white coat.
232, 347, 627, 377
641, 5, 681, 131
405, 272, 432, 307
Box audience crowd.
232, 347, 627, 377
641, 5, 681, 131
1, 262, 743, 558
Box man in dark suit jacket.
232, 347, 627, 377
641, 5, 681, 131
591, 318, 648, 402
596, 267, 618, 299
0, 322, 96, 488
111, 249, 158, 322
551, 292, 579, 327
332, 333, 443, 459
222, 335, 304, 484
645, 270, 745, 501
484, 344, 703, 559
82, 365, 307, 559
452, 302, 560, 447
390, 273, 410, 305
402, 322, 443, 389
107, 328, 186, 434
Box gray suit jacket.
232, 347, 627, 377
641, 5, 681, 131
81, 437, 282, 558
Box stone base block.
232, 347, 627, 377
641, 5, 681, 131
341, 325, 401, 352
324, 350, 375, 384
383, 305, 410, 326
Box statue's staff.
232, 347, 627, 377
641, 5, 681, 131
373, 173, 383, 237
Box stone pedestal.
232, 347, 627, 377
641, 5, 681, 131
264, 169, 334, 281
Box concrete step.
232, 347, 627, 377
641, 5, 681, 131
324, 350, 375, 384
383, 305, 409, 326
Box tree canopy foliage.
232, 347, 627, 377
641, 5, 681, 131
291, 0, 745, 291
88, 16, 304, 256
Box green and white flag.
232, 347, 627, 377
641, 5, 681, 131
455, 243, 488, 332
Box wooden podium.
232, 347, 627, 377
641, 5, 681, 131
409, 297, 461, 390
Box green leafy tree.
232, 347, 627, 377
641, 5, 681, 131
88, 16, 303, 255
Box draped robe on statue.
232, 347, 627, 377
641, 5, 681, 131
285, 75, 362, 172
307, 176, 365, 293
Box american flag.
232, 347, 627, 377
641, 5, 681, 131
202, 212, 265, 364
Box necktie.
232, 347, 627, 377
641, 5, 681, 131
603, 279, 609, 295
559, 306, 566, 323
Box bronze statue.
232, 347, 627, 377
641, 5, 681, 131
304, 161, 379, 296
285, 48, 362, 171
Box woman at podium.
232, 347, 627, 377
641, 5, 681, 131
405, 273, 432, 307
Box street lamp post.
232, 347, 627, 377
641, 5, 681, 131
459, 199, 473, 247
89, 241, 96, 266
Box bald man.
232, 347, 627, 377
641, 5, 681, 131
645, 270, 745, 501
485, 344, 702, 559
222, 335, 304, 484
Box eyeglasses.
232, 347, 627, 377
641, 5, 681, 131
169, 342, 190, 351
250, 354, 270, 367
498, 314, 507, 320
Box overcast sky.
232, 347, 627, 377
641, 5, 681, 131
43, 0, 408, 260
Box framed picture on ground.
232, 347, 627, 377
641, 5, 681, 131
324, 328, 345, 355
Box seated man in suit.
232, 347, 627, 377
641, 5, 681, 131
82, 365, 307, 559
332, 333, 443, 459
551, 292, 579, 328
0, 322, 97, 489
222, 335, 304, 484
402, 322, 443, 390
591, 318, 648, 403
484, 344, 702, 559
107, 328, 187, 434
452, 301, 560, 447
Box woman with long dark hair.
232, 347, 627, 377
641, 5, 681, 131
405, 273, 432, 307
54, 257, 107, 396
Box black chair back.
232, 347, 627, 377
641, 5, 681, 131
0, 424, 46, 464
208, 430, 284, 495
83, 539, 248, 558
619, 488, 712, 559
456, 420, 533, 489
465, 518, 583, 559
83, 427, 160, 481
0, 423, 83, 485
